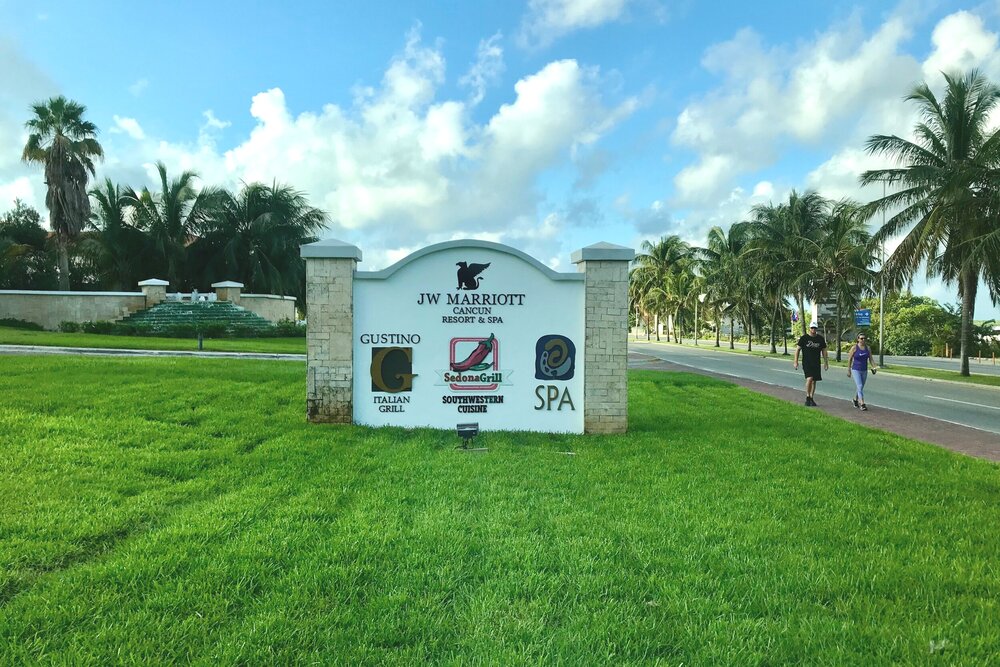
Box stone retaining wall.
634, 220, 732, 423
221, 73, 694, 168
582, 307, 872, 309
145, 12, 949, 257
241, 294, 297, 323
0, 291, 147, 330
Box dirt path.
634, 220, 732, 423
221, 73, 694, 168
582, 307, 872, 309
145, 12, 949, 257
630, 351, 1000, 463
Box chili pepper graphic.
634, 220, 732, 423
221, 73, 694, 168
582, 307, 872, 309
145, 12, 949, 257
451, 334, 495, 372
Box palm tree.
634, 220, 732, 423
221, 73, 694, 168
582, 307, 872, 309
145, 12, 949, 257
82, 179, 150, 290
698, 222, 752, 350
800, 200, 876, 361
633, 235, 692, 340
746, 203, 794, 353
188, 181, 326, 301
123, 162, 220, 289
861, 70, 1000, 376
21, 96, 104, 289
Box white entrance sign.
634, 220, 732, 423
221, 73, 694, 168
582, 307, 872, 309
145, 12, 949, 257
354, 240, 585, 432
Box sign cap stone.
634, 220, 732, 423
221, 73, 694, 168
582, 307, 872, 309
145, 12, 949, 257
211, 280, 244, 288
301, 238, 363, 261
571, 242, 635, 264
138, 278, 169, 286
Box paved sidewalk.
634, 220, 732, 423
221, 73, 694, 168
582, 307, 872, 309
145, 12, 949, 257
630, 351, 1000, 463
0, 344, 306, 362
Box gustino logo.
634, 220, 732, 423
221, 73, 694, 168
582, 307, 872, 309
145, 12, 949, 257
370, 347, 415, 393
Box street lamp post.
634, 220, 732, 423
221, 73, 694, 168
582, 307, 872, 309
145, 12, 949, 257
879, 180, 886, 367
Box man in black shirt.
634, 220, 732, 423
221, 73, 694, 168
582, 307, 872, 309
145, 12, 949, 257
793, 321, 828, 406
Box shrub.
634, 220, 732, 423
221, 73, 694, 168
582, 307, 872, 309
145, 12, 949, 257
58, 321, 81, 333
109, 322, 153, 337
230, 323, 266, 338
272, 319, 306, 337
199, 323, 228, 339
0, 318, 44, 331
81, 320, 115, 335
162, 323, 198, 339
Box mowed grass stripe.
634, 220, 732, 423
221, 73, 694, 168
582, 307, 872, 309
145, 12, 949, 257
0, 357, 997, 663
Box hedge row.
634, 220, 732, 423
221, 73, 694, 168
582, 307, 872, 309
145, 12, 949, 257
58, 319, 306, 339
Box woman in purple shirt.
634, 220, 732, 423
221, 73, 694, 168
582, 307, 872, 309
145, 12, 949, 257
847, 333, 879, 411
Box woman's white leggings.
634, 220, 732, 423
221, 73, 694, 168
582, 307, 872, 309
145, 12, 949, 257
851, 369, 868, 402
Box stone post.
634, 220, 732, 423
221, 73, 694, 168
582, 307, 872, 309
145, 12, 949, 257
301, 239, 362, 423
211, 280, 244, 305
571, 242, 635, 434
138, 278, 169, 306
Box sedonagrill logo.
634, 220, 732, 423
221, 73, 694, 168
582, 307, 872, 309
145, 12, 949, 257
370, 347, 415, 393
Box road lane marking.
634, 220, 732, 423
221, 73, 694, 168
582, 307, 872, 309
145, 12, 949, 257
925, 396, 1000, 411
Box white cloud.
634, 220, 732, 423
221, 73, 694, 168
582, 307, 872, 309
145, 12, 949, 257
201, 110, 230, 131
0, 177, 36, 210
671, 12, 919, 206
88, 31, 636, 266
460, 33, 505, 105
518, 0, 631, 48
751, 180, 774, 199
128, 78, 149, 96
111, 115, 146, 140
923, 11, 1000, 86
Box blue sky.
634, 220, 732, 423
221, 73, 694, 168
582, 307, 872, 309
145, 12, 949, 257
2, 0, 999, 318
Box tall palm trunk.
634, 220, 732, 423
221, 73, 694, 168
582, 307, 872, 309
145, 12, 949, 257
834, 296, 843, 362
797, 292, 807, 336
56, 234, 70, 290
769, 300, 779, 354
746, 304, 753, 352
729, 316, 735, 349
715, 316, 721, 347
960, 270, 977, 377
654, 313, 660, 342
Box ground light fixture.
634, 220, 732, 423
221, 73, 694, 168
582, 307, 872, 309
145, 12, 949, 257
456, 422, 486, 451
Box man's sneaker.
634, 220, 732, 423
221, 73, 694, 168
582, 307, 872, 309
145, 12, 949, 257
810, 398, 818, 406
804, 398, 811, 406
853, 398, 859, 408
860, 404, 868, 411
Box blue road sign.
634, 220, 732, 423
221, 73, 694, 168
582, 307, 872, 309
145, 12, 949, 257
854, 308, 871, 326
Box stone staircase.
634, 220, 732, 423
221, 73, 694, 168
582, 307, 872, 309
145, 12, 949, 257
119, 300, 274, 334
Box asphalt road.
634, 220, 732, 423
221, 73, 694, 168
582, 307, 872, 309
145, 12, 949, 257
630, 341, 1000, 436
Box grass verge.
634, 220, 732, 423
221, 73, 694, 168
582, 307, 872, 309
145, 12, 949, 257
0, 356, 998, 663
0, 326, 306, 354
635, 338, 1000, 387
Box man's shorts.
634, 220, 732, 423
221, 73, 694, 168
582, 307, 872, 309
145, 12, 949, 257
803, 360, 822, 381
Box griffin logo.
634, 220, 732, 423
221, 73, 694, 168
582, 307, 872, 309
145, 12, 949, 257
456, 261, 490, 290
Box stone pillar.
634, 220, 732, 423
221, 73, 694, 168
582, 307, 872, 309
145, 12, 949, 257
138, 278, 169, 306
211, 280, 244, 305
301, 239, 362, 423
572, 242, 635, 434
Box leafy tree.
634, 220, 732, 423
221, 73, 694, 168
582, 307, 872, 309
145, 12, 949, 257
0, 200, 58, 290
21, 96, 103, 289
861, 70, 1000, 376
188, 182, 325, 304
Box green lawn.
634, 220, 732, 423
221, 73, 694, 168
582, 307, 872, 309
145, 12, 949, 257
1, 356, 998, 663
0, 326, 306, 354
637, 338, 1000, 388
